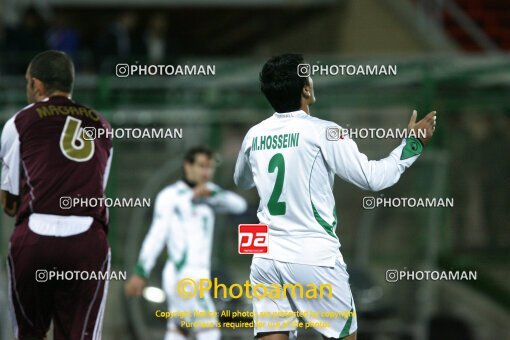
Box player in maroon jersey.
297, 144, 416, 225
0, 50, 113, 339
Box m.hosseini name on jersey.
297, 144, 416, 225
36, 105, 100, 121
252, 133, 299, 151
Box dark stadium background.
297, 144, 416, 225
1, 0, 509, 339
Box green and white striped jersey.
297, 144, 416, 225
234, 110, 421, 267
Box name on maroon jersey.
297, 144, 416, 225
36, 105, 100, 121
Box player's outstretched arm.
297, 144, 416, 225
205, 184, 248, 214
321, 110, 437, 192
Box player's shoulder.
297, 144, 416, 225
15, 102, 36, 115
245, 115, 276, 136
1, 103, 35, 137
157, 182, 179, 196
305, 115, 342, 129
11, 102, 36, 123
156, 181, 191, 200
0, 114, 20, 152
298, 115, 344, 144
2, 112, 21, 134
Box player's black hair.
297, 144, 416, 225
183, 145, 214, 164
260, 53, 308, 113
29, 50, 75, 94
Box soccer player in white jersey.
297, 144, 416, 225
234, 54, 437, 340
125, 146, 247, 340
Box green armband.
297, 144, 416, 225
134, 263, 148, 278
400, 137, 423, 160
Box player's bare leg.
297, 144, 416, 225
257, 331, 289, 339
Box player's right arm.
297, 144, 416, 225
0, 117, 20, 217
233, 130, 255, 189
125, 190, 172, 296
321, 110, 436, 192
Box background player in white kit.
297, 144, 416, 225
125, 146, 247, 340
234, 54, 437, 340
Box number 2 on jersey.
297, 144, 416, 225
267, 153, 286, 215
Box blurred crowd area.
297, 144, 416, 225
448, 111, 510, 253
0, 8, 176, 74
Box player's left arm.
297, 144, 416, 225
0, 117, 21, 217
321, 110, 437, 192
205, 183, 247, 214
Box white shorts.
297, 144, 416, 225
162, 263, 218, 332
250, 255, 357, 339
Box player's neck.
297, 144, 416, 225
183, 177, 197, 188
300, 104, 310, 115
38, 91, 71, 102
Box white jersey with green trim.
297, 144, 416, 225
234, 110, 422, 267
135, 180, 247, 279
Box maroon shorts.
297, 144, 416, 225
7, 219, 110, 340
